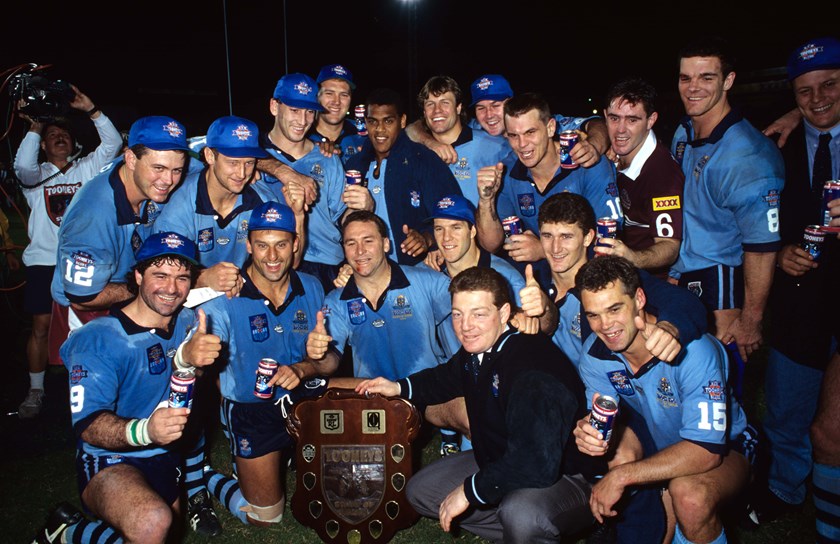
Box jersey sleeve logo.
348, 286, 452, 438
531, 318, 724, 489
249, 313, 270, 342
607, 370, 635, 396
147, 343, 167, 375
703, 380, 725, 401
762, 189, 780, 207
69, 364, 89, 384
652, 196, 681, 211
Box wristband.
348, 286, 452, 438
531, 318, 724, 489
86, 106, 100, 117
173, 343, 191, 370
125, 418, 152, 447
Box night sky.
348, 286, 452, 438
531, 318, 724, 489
3, 1, 836, 156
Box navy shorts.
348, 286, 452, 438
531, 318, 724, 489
678, 264, 744, 312
76, 450, 182, 509
24, 265, 55, 315
221, 398, 295, 459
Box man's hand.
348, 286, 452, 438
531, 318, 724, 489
427, 140, 458, 165
829, 197, 840, 239
283, 169, 318, 209
198, 262, 242, 297
510, 311, 539, 334
423, 249, 444, 272
68, 84, 95, 114
182, 309, 221, 368
400, 225, 429, 257
574, 406, 609, 457
282, 182, 307, 215
306, 311, 332, 360
270, 365, 302, 391
342, 184, 374, 211
439, 484, 470, 533
762, 108, 801, 148
589, 470, 625, 523
17, 99, 43, 132
355, 377, 400, 397
723, 312, 762, 361
503, 231, 545, 262
333, 264, 353, 289
569, 130, 600, 168
519, 264, 548, 317
777, 244, 818, 276
593, 237, 630, 259
636, 316, 682, 363
477, 163, 504, 202
316, 138, 340, 158
147, 407, 189, 445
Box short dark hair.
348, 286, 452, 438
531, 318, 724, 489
128, 144, 187, 161
503, 92, 551, 124
418, 75, 463, 107
538, 192, 596, 235
449, 266, 512, 310
126, 255, 199, 295
679, 35, 736, 77
575, 255, 640, 297
605, 77, 658, 117
341, 210, 390, 239
366, 88, 405, 118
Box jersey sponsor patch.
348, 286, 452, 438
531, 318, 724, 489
147, 343, 167, 375
607, 369, 635, 396
652, 195, 681, 211
293, 310, 309, 332
762, 189, 780, 207
69, 364, 88, 384
45, 182, 82, 226
198, 227, 214, 252
249, 314, 270, 342
703, 380, 725, 401
347, 299, 366, 325
392, 294, 412, 320
656, 377, 678, 408
517, 193, 536, 217
372, 319, 385, 328
217, 236, 231, 246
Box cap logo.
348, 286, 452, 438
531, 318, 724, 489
162, 233, 185, 249
333, 65, 347, 76
798, 43, 824, 62
232, 124, 253, 141
294, 81, 313, 95
437, 197, 455, 209
262, 208, 281, 223
163, 121, 183, 138
477, 77, 493, 91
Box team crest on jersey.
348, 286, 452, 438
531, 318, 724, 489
703, 380, 725, 401
607, 370, 635, 396
372, 319, 385, 328
147, 343, 167, 375
232, 124, 253, 141
606, 182, 619, 197
687, 281, 702, 297
620, 188, 632, 210
652, 196, 681, 211
69, 364, 88, 384
144, 201, 162, 225
236, 220, 249, 241
491, 373, 500, 398
198, 227, 214, 252
571, 313, 581, 339
410, 190, 421, 208
131, 230, 143, 252
294, 81, 313, 95
762, 189, 780, 207
392, 294, 412, 320
293, 310, 309, 332
310, 164, 324, 184
238, 437, 252, 457
249, 314, 270, 342
347, 299, 366, 325
44, 182, 82, 226
656, 377, 678, 408
674, 141, 687, 163
453, 157, 471, 180
517, 193, 536, 217
693, 155, 710, 180
217, 236, 231, 246
344, 145, 356, 157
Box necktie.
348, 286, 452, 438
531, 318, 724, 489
813, 132, 833, 192
470, 353, 481, 383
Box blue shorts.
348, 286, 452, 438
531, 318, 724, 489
678, 264, 744, 312
76, 450, 182, 510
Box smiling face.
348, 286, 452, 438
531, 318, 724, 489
540, 220, 594, 277
247, 229, 298, 284
793, 68, 840, 132
678, 56, 734, 121
40, 125, 73, 162
423, 90, 462, 141
474, 99, 507, 136
135, 259, 192, 318
504, 109, 556, 169
366, 104, 406, 160
605, 98, 657, 163
451, 289, 510, 354
580, 280, 646, 355
433, 218, 475, 267
342, 219, 391, 279
318, 79, 352, 127
270, 99, 317, 144
124, 148, 186, 206
204, 149, 257, 196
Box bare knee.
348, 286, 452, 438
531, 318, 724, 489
669, 478, 716, 526
120, 501, 172, 543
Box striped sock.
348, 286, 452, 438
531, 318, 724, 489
814, 463, 840, 543
205, 467, 249, 524
65, 518, 121, 544
184, 434, 208, 500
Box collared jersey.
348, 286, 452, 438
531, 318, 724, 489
61, 303, 196, 458
324, 261, 457, 380
51, 162, 164, 306
152, 168, 277, 268
260, 137, 347, 265
308, 119, 367, 166
670, 110, 784, 272
447, 127, 510, 206
579, 332, 747, 454
199, 267, 325, 403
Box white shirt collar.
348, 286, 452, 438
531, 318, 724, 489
618, 131, 657, 181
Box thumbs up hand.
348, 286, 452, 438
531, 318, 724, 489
182, 309, 221, 368
518, 264, 550, 318
306, 310, 333, 361
400, 224, 429, 257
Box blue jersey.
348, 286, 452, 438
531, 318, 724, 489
448, 127, 510, 206
670, 110, 784, 273
51, 161, 164, 306
260, 138, 347, 265
199, 267, 325, 403
308, 120, 367, 166
496, 158, 620, 238
468, 114, 593, 141
61, 303, 196, 458
324, 261, 458, 380
579, 332, 747, 454
152, 168, 277, 268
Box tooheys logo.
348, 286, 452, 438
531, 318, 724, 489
652, 196, 681, 211
44, 182, 83, 226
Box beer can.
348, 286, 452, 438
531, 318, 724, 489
254, 358, 279, 399
803, 225, 826, 261
354, 104, 367, 136
596, 217, 618, 247
589, 395, 618, 443
169, 369, 196, 409
822, 181, 840, 232
558, 130, 579, 169
345, 169, 363, 186
502, 216, 523, 237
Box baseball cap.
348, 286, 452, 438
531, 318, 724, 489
134, 232, 199, 266
128, 116, 189, 151
788, 37, 840, 81
316, 64, 356, 90
272, 73, 325, 111
206, 116, 268, 159
248, 201, 296, 233
469, 74, 514, 107
426, 194, 476, 225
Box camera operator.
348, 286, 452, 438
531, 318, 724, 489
13, 83, 122, 419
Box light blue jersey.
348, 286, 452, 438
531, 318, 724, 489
447, 127, 510, 206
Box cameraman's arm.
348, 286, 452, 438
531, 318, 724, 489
12, 112, 44, 187
70, 86, 124, 176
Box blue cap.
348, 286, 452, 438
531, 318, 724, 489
316, 64, 356, 90
788, 37, 840, 81
134, 232, 199, 266
469, 75, 514, 107
127, 116, 189, 151
272, 74, 325, 111
426, 194, 476, 224
248, 201, 296, 233
206, 116, 268, 158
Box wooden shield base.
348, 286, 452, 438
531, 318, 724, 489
286, 388, 421, 543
